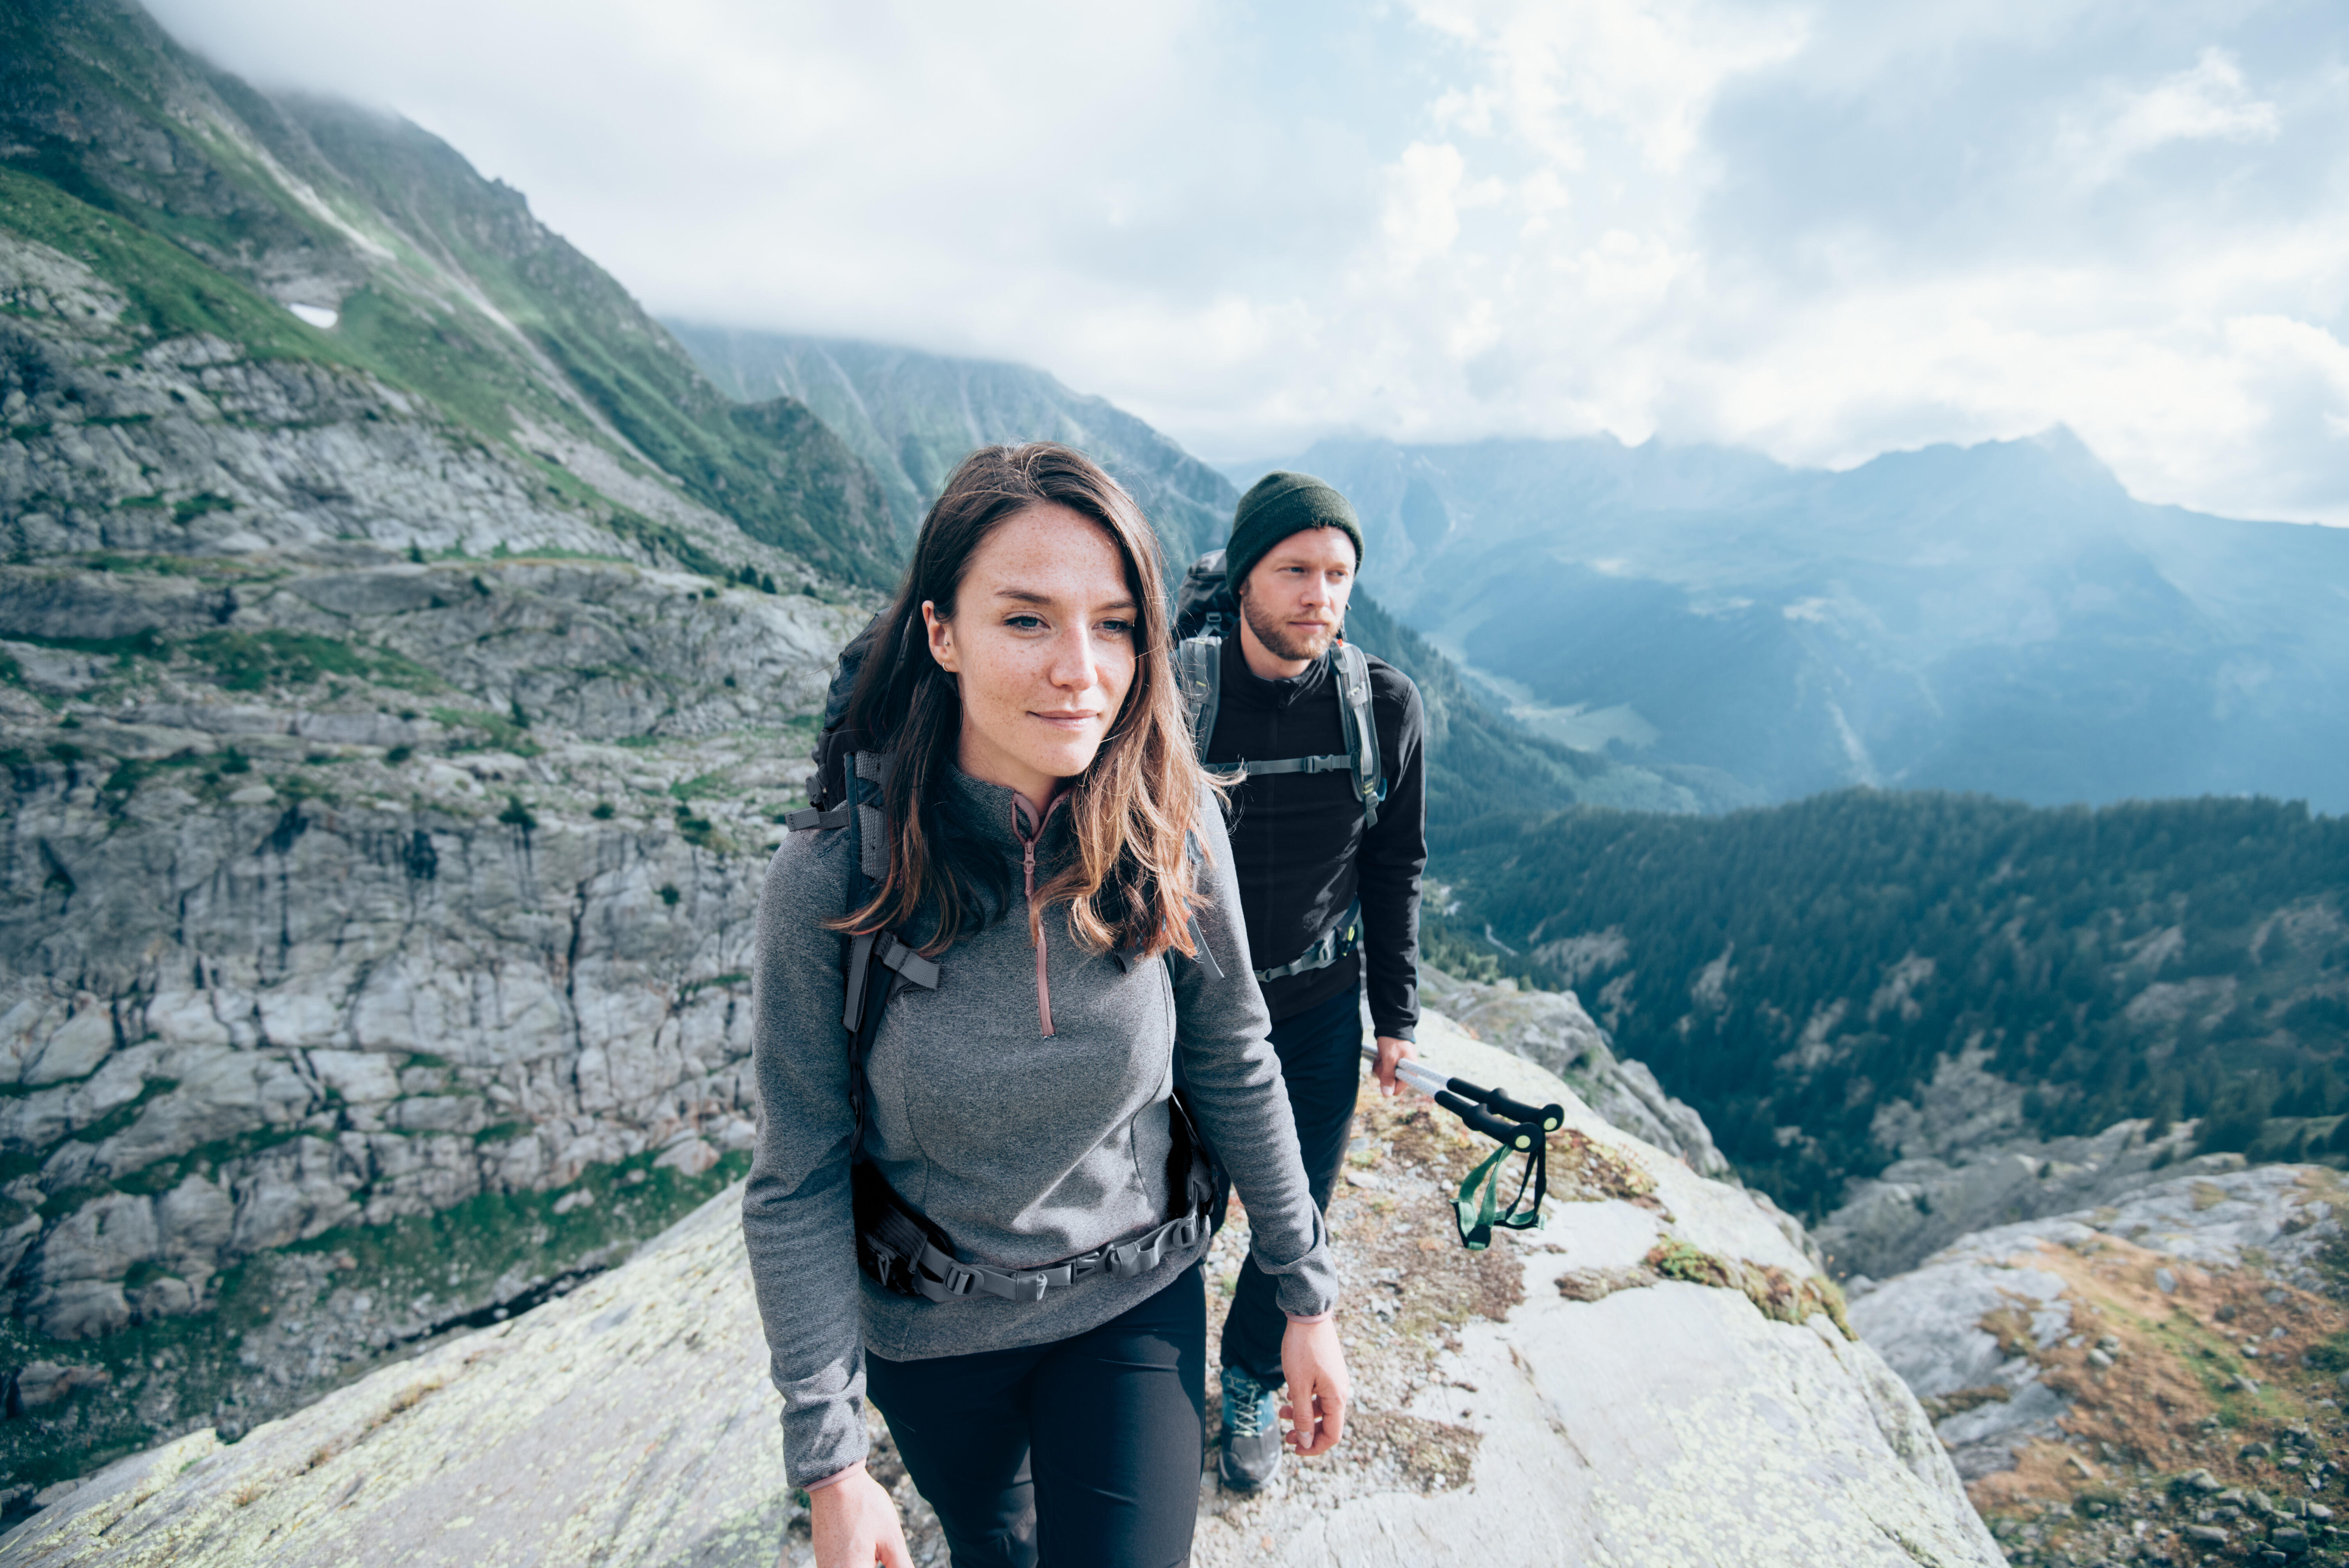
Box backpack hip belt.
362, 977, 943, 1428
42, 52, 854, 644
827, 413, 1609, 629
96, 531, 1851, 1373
863, 1195, 1211, 1304
852, 1062, 1221, 1305
1254, 898, 1362, 984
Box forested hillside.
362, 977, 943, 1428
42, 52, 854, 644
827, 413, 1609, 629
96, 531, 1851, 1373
1437, 791, 2349, 1217
666, 325, 1232, 569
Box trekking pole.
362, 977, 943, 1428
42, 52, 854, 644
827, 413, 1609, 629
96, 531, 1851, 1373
1359, 1044, 1557, 1249
1366, 1048, 1565, 1140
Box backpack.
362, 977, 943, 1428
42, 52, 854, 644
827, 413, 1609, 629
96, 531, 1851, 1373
1173, 548, 1239, 641
796, 610, 890, 823
784, 622, 1222, 1304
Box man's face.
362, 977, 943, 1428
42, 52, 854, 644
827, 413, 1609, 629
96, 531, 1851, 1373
1239, 526, 1358, 663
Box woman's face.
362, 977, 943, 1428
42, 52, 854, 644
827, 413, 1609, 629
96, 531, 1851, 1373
925, 503, 1139, 809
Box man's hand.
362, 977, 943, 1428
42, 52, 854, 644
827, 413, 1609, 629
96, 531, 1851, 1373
805, 1464, 912, 1568
1371, 1034, 1416, 1097
1278, 1315, 1350, 1456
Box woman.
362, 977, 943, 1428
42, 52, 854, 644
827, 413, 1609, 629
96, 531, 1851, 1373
744, 443, 1348, 1568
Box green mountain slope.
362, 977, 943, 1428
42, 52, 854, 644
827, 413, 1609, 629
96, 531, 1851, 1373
665, 325, 1232, 567
0, 0, 896, 582
1437, 790, 2349, 1219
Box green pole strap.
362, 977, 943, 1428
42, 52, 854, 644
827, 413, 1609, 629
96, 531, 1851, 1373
1453, 1142, 1551, 1252
1454, 1145, 1512, 1251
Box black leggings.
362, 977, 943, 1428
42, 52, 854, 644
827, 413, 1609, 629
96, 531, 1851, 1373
864, 1264, 1205, 1568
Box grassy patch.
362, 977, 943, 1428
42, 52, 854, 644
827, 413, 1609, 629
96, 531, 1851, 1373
428, 706, 539, 757
673, 804, 731, 854
679, 972, 749, 998
172, 493, 234, 526
185, 631, 441, 695
7, 629, 166, 665
102, 750, 208, 799
0, 167, 335, 362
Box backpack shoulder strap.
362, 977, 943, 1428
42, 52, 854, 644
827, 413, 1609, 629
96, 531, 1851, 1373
1176, 636, 1223, 760
833, 750, 939, 1041
1330, 641, 1384, 831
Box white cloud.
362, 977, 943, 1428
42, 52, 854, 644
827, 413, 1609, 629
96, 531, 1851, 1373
1410, 0, 1808, 174
1381, 143, 1470, 272
140, 0, 2349, 525
2058, 47, 2282, 185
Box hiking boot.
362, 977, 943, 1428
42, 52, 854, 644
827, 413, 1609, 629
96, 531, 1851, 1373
1218, 1366, 1284, 1491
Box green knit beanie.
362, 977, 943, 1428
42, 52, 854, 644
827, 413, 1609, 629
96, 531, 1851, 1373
1225, 472, 1364, 597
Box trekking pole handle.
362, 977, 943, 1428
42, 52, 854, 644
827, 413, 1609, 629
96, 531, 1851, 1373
1433, 1091, 1537, 1150
1468, 1085, 1567, 1134
1362, 1046, 1563, 1133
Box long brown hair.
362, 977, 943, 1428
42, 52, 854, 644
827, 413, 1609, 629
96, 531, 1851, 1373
831, 443, 1209, 961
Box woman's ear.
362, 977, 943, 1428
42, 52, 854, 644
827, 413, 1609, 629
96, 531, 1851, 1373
922, 600, 959, 673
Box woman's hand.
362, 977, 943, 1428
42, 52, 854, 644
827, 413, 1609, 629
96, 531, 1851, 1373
1277, 1315, 1350, 1457
805, 1464, 912, 1568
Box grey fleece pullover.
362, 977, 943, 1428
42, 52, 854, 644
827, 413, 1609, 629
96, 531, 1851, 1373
743, 765, 1341, 1488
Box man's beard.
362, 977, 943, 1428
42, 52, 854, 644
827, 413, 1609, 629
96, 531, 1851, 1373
1240, 591, 1338, 663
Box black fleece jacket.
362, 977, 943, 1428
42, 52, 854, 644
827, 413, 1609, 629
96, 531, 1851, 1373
1201, 633, 1426, 1040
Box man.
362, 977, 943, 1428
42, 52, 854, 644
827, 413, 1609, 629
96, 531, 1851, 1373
1189, 471, 1426, 1491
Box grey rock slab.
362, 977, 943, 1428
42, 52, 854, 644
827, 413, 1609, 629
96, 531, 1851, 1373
3, 1033, 1998, 1568
24, 1007, 115, 1087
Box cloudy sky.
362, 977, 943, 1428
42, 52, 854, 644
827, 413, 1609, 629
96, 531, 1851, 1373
148, 0, 2349, 524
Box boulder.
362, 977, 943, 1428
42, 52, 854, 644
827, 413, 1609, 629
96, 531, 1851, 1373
1852, 1162, 2349, 1559
0, 1025, 2001, 1567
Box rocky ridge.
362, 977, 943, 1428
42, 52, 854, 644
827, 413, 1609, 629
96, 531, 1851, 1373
0, 0, 910, 1505
0, 1026, 2003, 1568
1854, 1163, 2349, 1565
0, 543, 861, 1499
1821, 1049, 2255, 1281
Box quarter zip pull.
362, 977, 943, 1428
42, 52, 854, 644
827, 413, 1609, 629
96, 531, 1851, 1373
1012, 793, 1064, 1037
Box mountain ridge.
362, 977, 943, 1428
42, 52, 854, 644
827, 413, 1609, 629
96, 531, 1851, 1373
664, 324, 1738, 830
0, 0, 898, 583
1247, 428, 2349, 811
